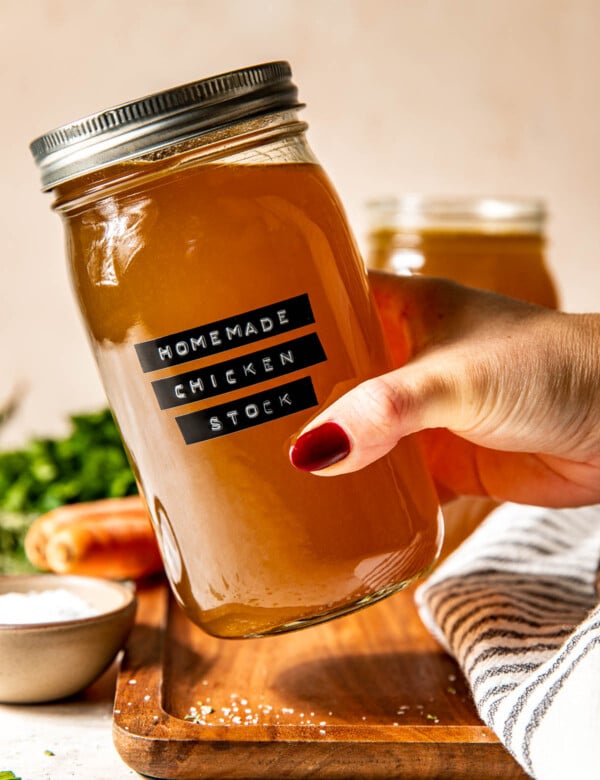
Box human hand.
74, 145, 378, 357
290, 272, 600, 508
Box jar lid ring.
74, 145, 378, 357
30, 61, 303, 189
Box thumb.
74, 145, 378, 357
289, 356, 460, 475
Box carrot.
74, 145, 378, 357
24, 495, 145, 570
44, 516, 162, 580
24, 496, 162, 580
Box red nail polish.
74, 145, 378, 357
290, 422, 351, 472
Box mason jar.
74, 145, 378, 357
366, 194, 558, 307
366, 194, 559, 557
30, 63, 442, 638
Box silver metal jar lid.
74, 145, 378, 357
30, 61, 302, 190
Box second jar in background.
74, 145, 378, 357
366, 195, 559, 308
366, 195, 560, 556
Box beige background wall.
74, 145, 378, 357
2, 0, 599, 444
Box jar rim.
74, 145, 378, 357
367, 195, 546, 234
30, 61, 303, 191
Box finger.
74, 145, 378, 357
367, 271, 460, 362
289, 272, 586, 477
288, 277, 549, 476
422, 428, 600, 507
289, 355, 460, 475
368, 271, 541, 363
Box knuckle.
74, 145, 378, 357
351, 376, 410, 440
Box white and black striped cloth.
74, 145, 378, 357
416, 502, 600, 780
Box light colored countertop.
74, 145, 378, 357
0, 661, 140, 780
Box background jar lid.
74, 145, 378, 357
367, 194, 546, 235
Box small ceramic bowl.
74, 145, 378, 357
0, 574, 136, 703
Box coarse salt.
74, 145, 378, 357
0, 589, 99, 625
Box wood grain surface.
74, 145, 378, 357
113, 581, 528, 779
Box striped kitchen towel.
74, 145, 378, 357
415, 502, 600, 780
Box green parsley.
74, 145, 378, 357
0, 408, 136, 573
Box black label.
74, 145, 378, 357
176, 377, 318, 444
151, 333, 326, 410
135, 294, 315, 373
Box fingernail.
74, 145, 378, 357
289, 422, 351, 472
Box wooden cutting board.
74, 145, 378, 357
113, 581, 527, 779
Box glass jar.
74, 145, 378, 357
31, 63, 442, 638
366, 195, 559, 557
366, 195, 559, 308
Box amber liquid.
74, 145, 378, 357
368, 228, 558, 308
62, 162, 441, 638
369, 225, 558, 558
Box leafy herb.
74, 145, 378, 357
0, 409, 136, 514
0, 772, 22, 780
0, 408, 137, 573
0, 511, 37, 574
